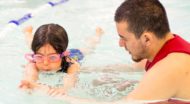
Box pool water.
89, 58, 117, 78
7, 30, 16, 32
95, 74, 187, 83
0, 0, 190, 104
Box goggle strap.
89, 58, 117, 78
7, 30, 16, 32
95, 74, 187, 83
61, 50, 70, 57
25, 53, 35, 62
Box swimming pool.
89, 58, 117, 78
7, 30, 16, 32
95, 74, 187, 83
0, 0, 190, 104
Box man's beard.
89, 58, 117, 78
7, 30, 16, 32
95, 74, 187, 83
131, 48, 147, 62
132, 56, 144, 62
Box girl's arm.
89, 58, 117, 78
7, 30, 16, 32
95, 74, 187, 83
19, 63, 39, 89
19, 62, 66, 95
46, 58, 80, 96
63, 58, 80, 91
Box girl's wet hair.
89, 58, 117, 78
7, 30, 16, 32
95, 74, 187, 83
31, 23, 69, 72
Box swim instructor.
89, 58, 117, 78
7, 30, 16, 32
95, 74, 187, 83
115, 0, 190, 101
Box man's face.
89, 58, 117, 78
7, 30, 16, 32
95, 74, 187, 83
116, 21, 147, 62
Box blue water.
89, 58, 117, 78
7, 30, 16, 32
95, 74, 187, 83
0, 0, 189, 104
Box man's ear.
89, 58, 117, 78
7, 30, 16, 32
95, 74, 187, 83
140, 32, 153, 47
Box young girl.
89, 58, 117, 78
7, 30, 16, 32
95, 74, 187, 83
20, 23, 104, 96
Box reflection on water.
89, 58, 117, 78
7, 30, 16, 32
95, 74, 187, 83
38, 71, 66, 87
70, 71, 141, 101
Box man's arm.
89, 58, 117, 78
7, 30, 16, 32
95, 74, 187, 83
125, 53, 185, 100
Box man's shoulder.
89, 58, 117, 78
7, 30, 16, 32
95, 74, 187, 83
152, 52, 190, 73
166, 52, 190, 62
147, 53, 189, 73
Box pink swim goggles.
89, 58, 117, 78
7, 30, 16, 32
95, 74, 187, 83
25, 51, 70, 63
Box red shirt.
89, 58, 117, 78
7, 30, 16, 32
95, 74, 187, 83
145, 35, 190, 71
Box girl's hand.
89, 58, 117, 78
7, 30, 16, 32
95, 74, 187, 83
19, 80, 37, 89
47, 88, 66, 97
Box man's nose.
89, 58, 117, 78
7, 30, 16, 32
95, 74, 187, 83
119, 39, 125, 47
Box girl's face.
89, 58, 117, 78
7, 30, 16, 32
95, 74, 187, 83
35, 43, 62, 72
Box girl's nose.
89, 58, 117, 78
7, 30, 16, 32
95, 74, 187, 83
43, 57, 49, 65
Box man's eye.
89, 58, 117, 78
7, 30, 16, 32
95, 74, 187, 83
121, 37, 127, 41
